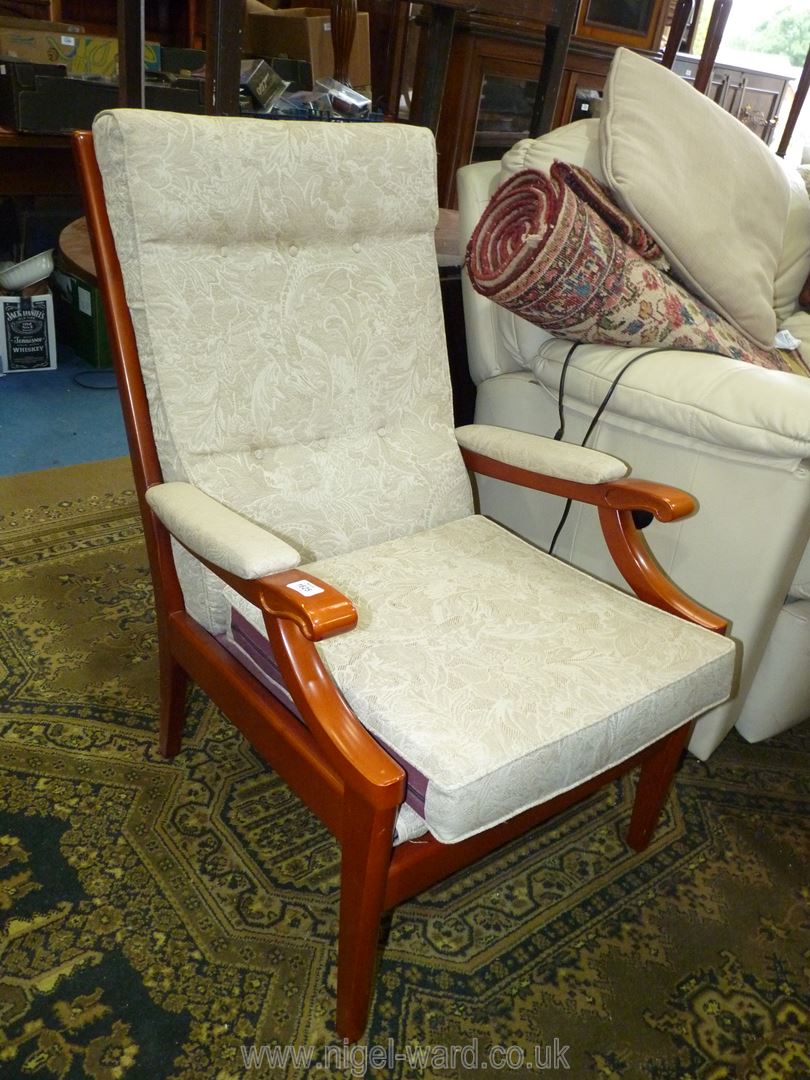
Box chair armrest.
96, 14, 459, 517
145, 481, 357, 641
147, 482, 389, 797
456, 424, 629, 484
456, 424, 695, 521
457, 425, 727, 632
146, 481, 300, 579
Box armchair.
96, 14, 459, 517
74, 111, 734, 1039
458, 49, 810, 761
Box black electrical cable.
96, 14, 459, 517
553, 341, 581, 441
546, 345, 713, 556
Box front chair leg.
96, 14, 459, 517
336, 790, 398, 1041
626, 721, 692, 852
158, 640, 188, 758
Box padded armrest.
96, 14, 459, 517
145, 482, 300, 580
456, 424, 629, 484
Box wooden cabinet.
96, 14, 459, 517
672, 54, 790, 146
429, 0, 679, 207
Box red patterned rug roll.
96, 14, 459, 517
465, 166, 786, 371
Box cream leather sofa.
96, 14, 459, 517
458, 51, 810, 760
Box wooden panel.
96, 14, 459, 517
60, 0, 191, 43
420, 0, 557, 20
0, 133, 77, 195
575, 0, 669, 52
435, 30, 544, 206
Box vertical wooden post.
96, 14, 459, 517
777, 43, 810, 158
117, 0, 145, 108
662, 0, 695, 69
409, 5, 457, 133
206, 0, 246, 116
529, 0, 577, 138
693, 0, 733, 95
332, 0, 358, 85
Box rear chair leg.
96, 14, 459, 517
626, 721, 692, 852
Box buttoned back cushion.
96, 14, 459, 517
93, 110, 473, 565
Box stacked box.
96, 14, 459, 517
53, 255, 111, 369
0, 26, 160, 77
0, 61, 205, 133
244, 7, 371, 91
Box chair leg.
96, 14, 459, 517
158, 643, 188, 758
336, 791, 398, 1041
626, 721, 692, 852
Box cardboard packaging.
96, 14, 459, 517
0, 290, 57, 372
0, 14, 84, 33
0, 61, 204, 134
53, 254, 111, 369
244, 7, 370, 92
0, 26, 161, 77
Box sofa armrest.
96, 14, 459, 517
534, 339, 810, 462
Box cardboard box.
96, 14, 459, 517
0, 15, 84, 33
53, 257, 111, 369
0, 290, 56, 372
0, 27, 160, 78
244, 7, 370, 92
0, 61, 204, 134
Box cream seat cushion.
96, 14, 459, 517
226, 515, 735, 844
600, 48, 790, 349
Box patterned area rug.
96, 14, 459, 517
465, 165, 788, 372
1, 460, 808, 1079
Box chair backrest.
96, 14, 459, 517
92, 111, 473, 573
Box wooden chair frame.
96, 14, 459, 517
73, 127, 728, 1041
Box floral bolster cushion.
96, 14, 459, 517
465, 164, 788, 372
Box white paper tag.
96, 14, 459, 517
775, 328, 801, 349
324, 21, 331, 31
61, 35, 76, 45
287, 579, 324, 597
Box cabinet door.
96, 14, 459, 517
733, 76, 786, 145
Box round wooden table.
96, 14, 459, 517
58, 216, 97, 282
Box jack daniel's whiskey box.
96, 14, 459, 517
0, 292, 57, 372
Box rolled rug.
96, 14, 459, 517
465, 166, 786, 371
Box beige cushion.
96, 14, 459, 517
500, 117, 604, 184
93, 110, 473, 634
774, 164, 810, 323
600, 48, 790, 349
227, 515, 736, 844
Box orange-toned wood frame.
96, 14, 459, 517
73, 127, 728, 1041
